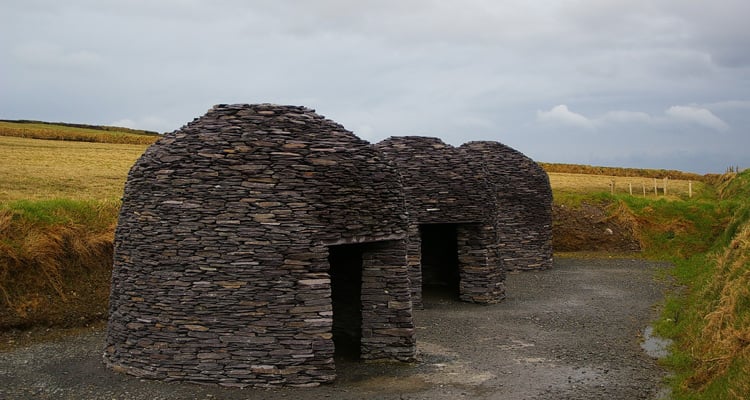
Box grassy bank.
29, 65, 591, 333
0, 134, 146, 330
547, 169, 749, 398
0, 200, 118, 330
646, 170, 750, 399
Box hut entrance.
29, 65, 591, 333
328, 244, 364, 360
419, 223, 460, 300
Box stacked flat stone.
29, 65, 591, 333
375, 137, 504, 306
105, 104, 553, 388
461, 141, 553, 270
105, 104, 415, 387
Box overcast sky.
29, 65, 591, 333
2, 1, 748, 173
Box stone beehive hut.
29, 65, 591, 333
105, 103, 553, 387
105, 104, 416, 387
460, 141, 553, 270
374, 137, 504, 306
375, 137, 553, 307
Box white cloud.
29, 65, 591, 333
537, 105, 732, 134
600, 110, 653, 124
536, 105, 595, 130
665, 105, 730, 131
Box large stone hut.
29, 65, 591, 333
105, 103, 552, 387
105, 104, 415, 387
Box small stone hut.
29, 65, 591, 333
461, 141, 553, 271
373, 137, 553, 307
105, 103, 552, 387
105, 104, 415, 387
375, 137, 504, 306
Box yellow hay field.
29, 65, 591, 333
0, 135, 706, 202
0, 136, 149, 201
548, 172, 706, 198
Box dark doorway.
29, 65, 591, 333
328, 244, 363, 360
420, 224, 460, 300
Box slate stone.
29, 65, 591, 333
105, 103, 551, 387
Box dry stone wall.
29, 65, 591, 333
105, 104, 414, 387
375, 136, 496, 224
105, 103, 552, 388
375, 137, 503, 306
460, 141, 553, 270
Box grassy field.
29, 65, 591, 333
0, 135, 704, 202
0, 127, 748, 398
0, 134, 147, 330
0, 134, 708, 203
548, 172, 706, 199
0, 136, 149, 201
0, 120, 160, 145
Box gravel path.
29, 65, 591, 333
0, 258, 671, 399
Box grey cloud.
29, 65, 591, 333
0, 0, 748, 173
12, 41, 105, 71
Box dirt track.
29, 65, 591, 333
0, 257, 670, 399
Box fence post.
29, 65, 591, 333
629, 182, 633, 196
654, 178, 658, 196
689, 180, 693, 198
664, 177, 668, 196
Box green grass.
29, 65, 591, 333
1, 199, 119, 229
555, 170, 750, 399
635, 171, 750, 400
623, 196, 727, 257
0, 199, 118, 330
0, 129, 138, 330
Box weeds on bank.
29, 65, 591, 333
639, 170, 750, 400
0, 131, 143, 329
556, 171, 750, 399
0, 200, 118, 329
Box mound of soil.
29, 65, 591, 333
552, 202, 641, 252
